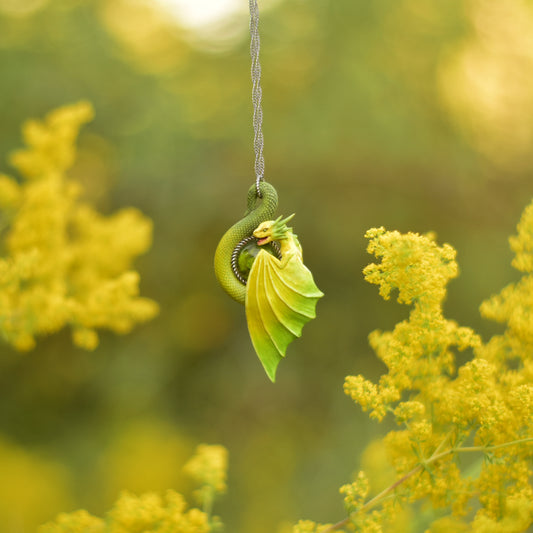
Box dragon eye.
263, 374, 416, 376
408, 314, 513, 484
262, 228, 268, 232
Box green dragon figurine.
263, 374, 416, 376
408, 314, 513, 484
214, 182, 323, 381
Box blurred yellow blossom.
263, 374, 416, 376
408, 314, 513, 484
38, 510, 104, 533
291, 521, 341, 533
0, 174, 21, 208
427, 516, 470, 533
107, 491, 209, 533
180, 444, 227, 532
359, 439, 396, 495
39, 490, 210, 533
0, 436, 72, 531
471, 495, 533, 533
40, 444, 229, 533
184, 444, 228, 496
96, 419, 192, 506
0, 101, 158, 351
11, 101, 94, 179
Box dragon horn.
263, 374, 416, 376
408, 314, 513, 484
281, 213, 295, 225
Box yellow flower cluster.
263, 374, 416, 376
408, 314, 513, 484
480, 199, 533, 359
345, 227, 481, 421
183, 444, 228, 496
39, 444, 229, 533
340, 471, 369, 514
40, 510, 104, 533
339, 472, 384, 533
337, 209, 533, 531
291, 521, 341, 533
39, 490, 209, 533
184, 444, 228, 525
0, 102, 158, 351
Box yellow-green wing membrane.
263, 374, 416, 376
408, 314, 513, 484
245, 250, 323, 381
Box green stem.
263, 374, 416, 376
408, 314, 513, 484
202, 486, 214, 525
428, 436, 533, 463
322, 437, 533, 532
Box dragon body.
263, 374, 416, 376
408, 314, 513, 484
246, 216, 323, 381
214, 183, 323, 381
214, 181, 278, 303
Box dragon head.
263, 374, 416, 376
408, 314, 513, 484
253, 214, 295, 245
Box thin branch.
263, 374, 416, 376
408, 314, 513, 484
428, 436, 533, 464
321, 436, 533, 532
322, 464, 424, 532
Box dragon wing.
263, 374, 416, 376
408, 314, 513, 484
245, 250, 323, 382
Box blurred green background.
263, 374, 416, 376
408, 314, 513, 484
1, 0, 533, 531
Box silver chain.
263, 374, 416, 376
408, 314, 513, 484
249, 0, 265, 197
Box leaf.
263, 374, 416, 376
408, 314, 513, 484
245, 250, 323, 382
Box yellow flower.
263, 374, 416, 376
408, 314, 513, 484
0, 174, 20, 208
183, 444, 228, 496
10, 101, 94, 179
363, 227, 457, 309
0, 102, 158, 351
40, 490, 211, 533
346, 228, 480, 423
39, 445, 227, 532
340, 471, 370, 513
339, 213, 533, 532
393, 401, 426, 423
509, 200, 533, 273
39, 510, 104, 533
291, 520, 341, 533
